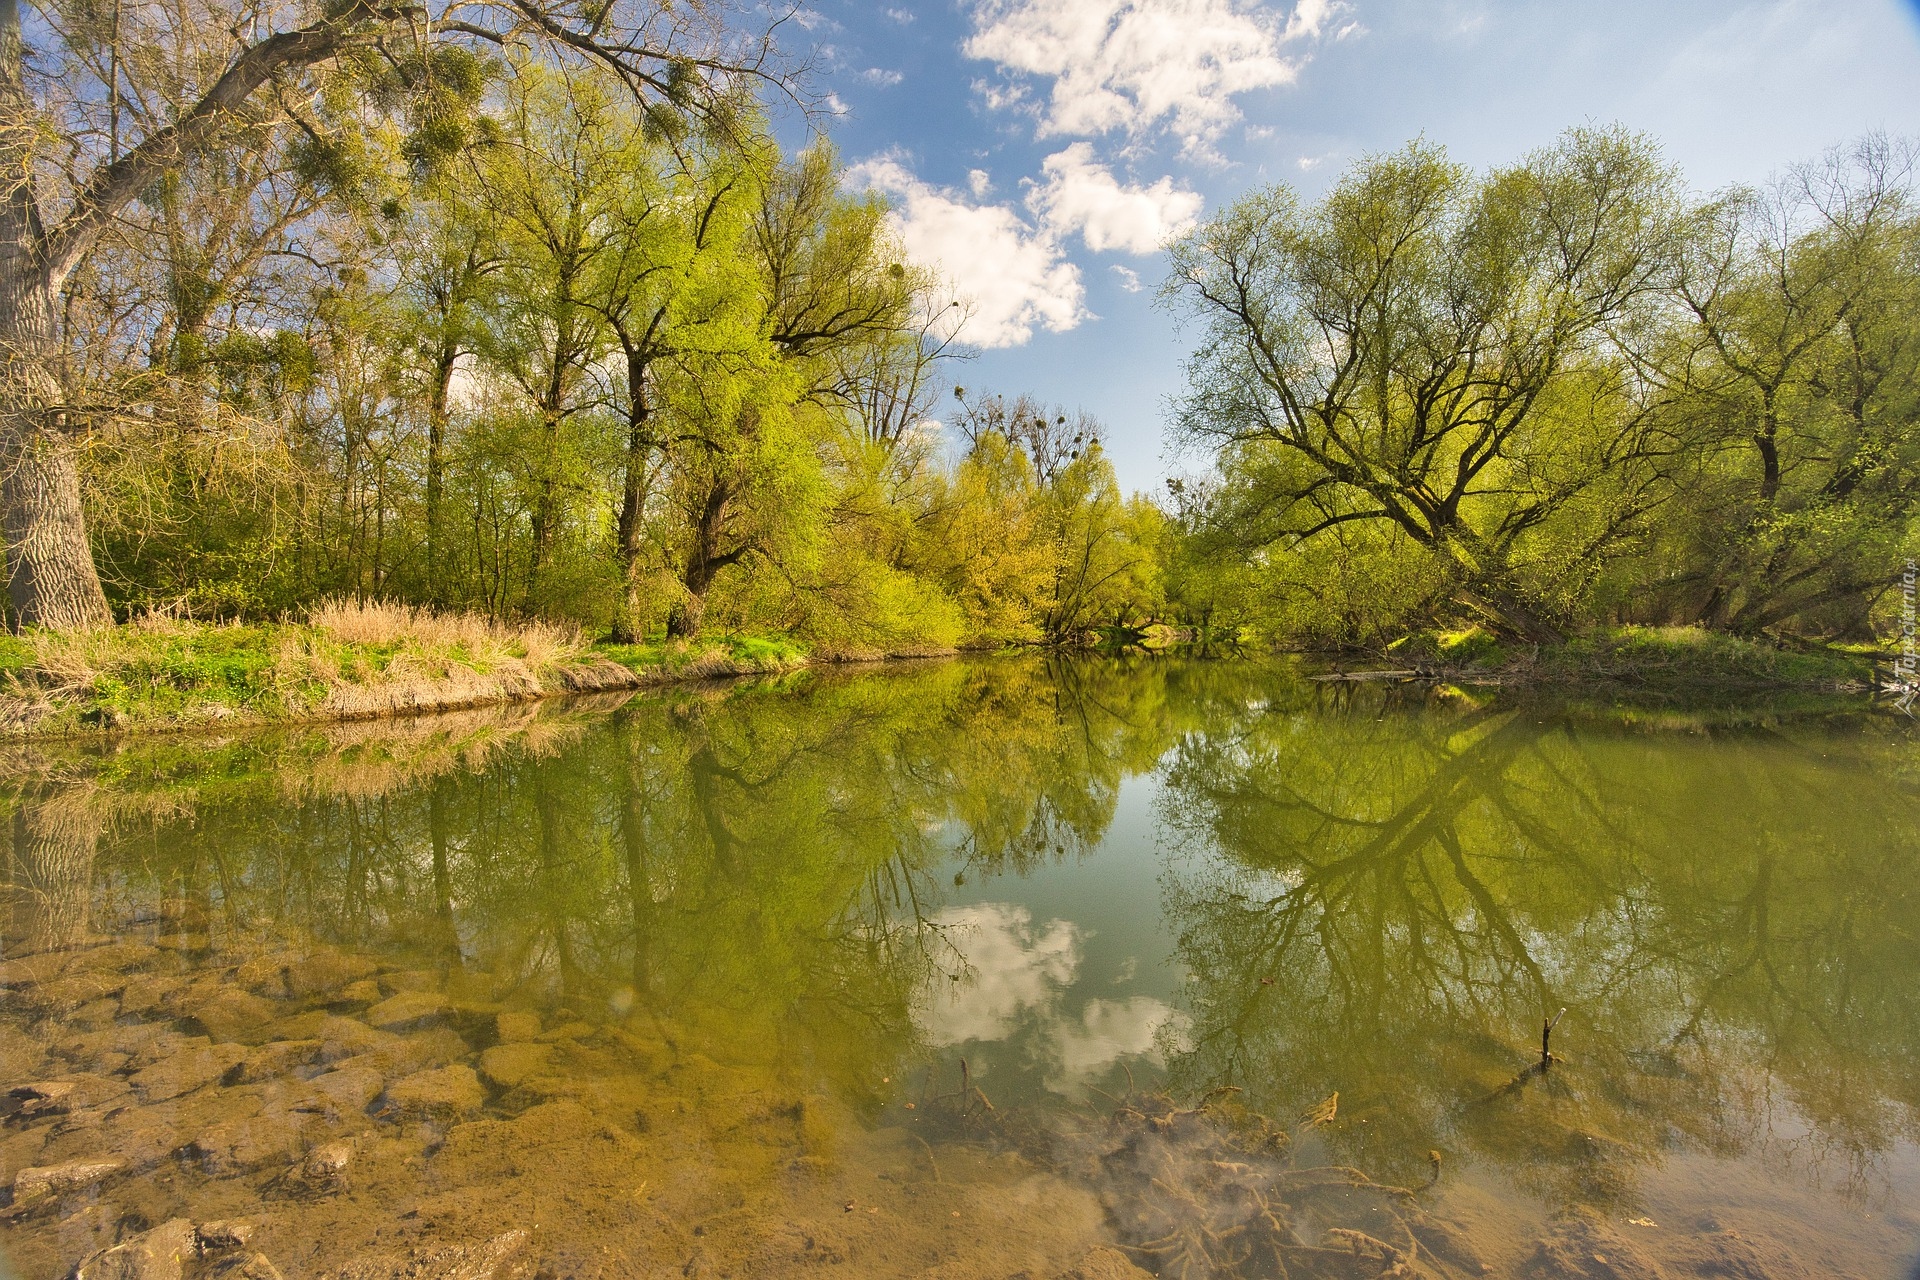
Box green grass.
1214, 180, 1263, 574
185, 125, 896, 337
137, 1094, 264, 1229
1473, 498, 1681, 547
1532, 627, 1872, 687
595, 633, 809, 676
1385, 624, 1874, 689
1, 608, 812, 737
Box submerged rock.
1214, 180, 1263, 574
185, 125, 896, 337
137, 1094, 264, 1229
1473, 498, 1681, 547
116, 975, 186, 1016
70, 1216, 196, 1280
1526, 1211, 1666, 1280
130, 1040, 247, 1102
476, 1042, 551, 1091
287, 950, 379, 1000
179, 988, 281, 1044
188, 1113, 308, 1176
1055, 1247, 1155, 1280
10, 1157, 124, 1206
493, 1011, 542, 1043
193, 1219, 257, 1252
233, 1039, 324, 1085
294, 1139, 357, 1192
335, 1027, 468, 1080
365, 991, 499, 1040
384, 1066, 485, 1122
296, 1066, 386, 1120
234, 955, 293, 999
312, 1016, 403, 1064
333, 980, 382, 1008
332, 1229, 530, 1280
4, 1080, 79, 1119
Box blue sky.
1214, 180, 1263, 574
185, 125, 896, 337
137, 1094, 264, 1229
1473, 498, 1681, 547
792, 0, 1920, 494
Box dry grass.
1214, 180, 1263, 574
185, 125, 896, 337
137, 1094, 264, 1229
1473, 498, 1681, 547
305, 598, 584, 670
22, 612, 205, 697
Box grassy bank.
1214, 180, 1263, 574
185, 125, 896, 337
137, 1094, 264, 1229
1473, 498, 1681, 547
1372, 625, 1879, 690
0, 601, 810, 737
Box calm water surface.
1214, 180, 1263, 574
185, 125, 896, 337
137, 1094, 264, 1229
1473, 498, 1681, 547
1, 657, 1916, 1280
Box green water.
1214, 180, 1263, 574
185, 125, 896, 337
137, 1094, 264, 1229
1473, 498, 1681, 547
1, 657, 1916, 1280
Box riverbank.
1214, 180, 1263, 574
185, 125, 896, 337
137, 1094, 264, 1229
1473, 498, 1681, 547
0, 602, 812, 738
0, 611, 1891, 739
1312, 625, 1882, 692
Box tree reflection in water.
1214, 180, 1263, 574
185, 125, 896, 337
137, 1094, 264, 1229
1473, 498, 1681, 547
2, 659, 1193, 1106
1156, 683, 1920, 1210
3, 658, 1916, 1271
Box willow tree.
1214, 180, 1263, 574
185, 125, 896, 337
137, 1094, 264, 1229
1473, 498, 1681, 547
0, 0, 785, 629
657, 144, 923, 638
1653, 135, 1920, 637
1166, 129, 1682, 640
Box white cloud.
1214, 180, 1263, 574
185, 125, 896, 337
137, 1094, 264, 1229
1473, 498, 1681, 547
1110, 264, 1143, 292
862, 67, 905, 86
850, 155, 1086, 349
964, 0, 1341, 154
968, 168, 995, 197
1028, 142, 1202, 254
884, 5, 914, 21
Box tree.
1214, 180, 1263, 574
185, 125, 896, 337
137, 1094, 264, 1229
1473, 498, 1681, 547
0, 0, 786, 628
1166, 129, 1682, 641
1647, 135, 1920, 637
587, 111, 769, 641
655, 144, 920, 639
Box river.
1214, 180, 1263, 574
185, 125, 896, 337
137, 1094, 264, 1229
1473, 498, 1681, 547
2, 656, 1916, 1279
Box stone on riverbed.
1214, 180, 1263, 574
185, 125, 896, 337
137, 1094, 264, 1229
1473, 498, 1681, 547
312, 1016, 403, 1063
130, 1040, 247, 1102
294, 1066, 386, 1120
332, 1228, 529, 1280
193, 1219, 256, 1251
187, 1108, 310, 1176
364, 992, 454, 1032
178, 988, 280, 1044
493, 1011, 541, 1043
212, 1253, 285, 1280
293, 1139, 357, 1192
1055, 1247, 1156, 1280
4, 1080, 78, 1119
233, 1039, 323, 1085
334, 1027, 468, 1080
233, 954, 294, 998
286, 950, 379, 1000
117, 974, 186, 1016
332, 979, 382, 1007
384, 1065, 485, 1121
477, 1042, 551, 1090
9, 1157, 123, 1206
70, 1217, 196, 1280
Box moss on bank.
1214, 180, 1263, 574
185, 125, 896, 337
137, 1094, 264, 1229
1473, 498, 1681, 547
0, 603, 810, 738
1380, 625, 1877, 690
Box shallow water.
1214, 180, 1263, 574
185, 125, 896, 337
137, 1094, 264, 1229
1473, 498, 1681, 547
1, 656, 1916, 1280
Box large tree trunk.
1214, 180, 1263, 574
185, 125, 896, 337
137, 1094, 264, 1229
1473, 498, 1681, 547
0, 0, 111, 631
0, 278, 112, 630
664, 480, 731, 639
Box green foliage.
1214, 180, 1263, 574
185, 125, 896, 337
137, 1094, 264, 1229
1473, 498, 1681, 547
1164, 130, 1920, 653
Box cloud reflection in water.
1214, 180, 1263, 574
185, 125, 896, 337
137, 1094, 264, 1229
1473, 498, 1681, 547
918, 902, 1187, 1094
